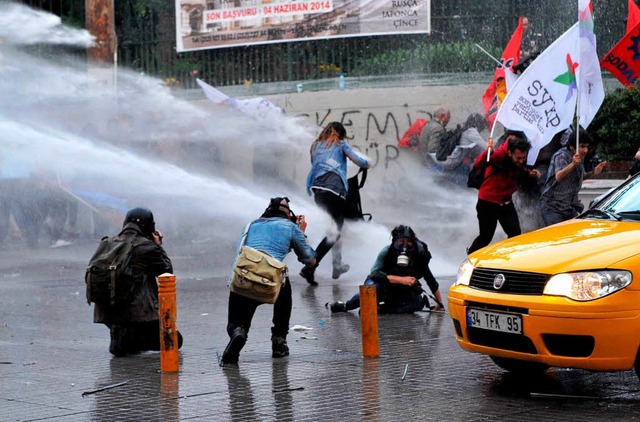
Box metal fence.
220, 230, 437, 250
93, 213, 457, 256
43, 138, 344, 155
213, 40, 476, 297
20, 0, 628, 88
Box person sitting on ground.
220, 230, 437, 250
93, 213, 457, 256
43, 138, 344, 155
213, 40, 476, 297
93, 207, 183, 357
221, 197, 316, 366
327, 225, 444, 314
418, 106, 451, 155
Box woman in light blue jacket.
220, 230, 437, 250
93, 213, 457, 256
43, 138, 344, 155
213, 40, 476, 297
300, 122, 371, 286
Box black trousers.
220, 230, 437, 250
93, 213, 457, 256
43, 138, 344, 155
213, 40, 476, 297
468, 199, 521, 254
312, 190, 346, 265
227, 276, 292, 339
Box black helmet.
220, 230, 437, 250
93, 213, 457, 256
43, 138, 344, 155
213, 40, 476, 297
391, 225, 416, 241
124, 207, 155, 236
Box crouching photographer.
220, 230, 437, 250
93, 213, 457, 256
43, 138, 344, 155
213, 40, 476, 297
327, 225, 444, 314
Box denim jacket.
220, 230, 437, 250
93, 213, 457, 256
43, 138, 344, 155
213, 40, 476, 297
228, 217, 316, 284
306, 140, 370, 197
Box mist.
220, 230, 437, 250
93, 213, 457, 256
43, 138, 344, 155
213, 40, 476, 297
1, 2, 497, 282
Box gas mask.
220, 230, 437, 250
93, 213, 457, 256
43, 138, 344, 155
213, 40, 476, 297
397, 248, 410, 267
393, 238, 415, 267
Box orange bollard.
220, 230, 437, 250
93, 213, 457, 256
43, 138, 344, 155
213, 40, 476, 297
158, 273, 179, 372
360, 285, 379, 357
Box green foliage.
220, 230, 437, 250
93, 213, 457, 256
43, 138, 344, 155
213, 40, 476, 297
350, 41, 502, 76
589, 87, 640, 160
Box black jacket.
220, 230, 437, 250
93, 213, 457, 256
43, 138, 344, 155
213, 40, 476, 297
94, 223, 172, 325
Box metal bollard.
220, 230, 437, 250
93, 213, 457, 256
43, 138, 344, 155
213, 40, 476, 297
158, 273, 179, 372
360, 285, 380, 357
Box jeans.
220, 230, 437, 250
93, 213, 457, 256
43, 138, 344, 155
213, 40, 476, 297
227, 276, 292, 338
345, 278, 427, 314
468, 199, 521, 254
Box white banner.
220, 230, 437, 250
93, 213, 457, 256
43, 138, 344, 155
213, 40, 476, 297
496, 23, 580, 165
176, 0, 431, 52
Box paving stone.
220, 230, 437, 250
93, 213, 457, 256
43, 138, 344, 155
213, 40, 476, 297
2, 241, 640, 421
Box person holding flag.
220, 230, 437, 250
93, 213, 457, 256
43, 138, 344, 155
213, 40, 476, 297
492, 0, 604, 168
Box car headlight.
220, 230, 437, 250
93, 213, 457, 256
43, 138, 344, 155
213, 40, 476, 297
543, 270, 632, 301
454, 259, 474, 286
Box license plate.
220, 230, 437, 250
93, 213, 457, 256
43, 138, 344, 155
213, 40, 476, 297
466, 308, 522, 334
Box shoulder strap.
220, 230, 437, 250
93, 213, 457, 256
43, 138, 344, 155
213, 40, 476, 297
240, 223, 252, 247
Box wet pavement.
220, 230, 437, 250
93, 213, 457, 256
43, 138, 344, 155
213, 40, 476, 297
2, 240, 640, 421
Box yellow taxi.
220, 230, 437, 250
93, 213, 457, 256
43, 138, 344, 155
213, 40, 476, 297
449, 175, 640, 377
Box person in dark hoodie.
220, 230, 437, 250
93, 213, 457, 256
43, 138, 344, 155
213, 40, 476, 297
93, 207, 183, 357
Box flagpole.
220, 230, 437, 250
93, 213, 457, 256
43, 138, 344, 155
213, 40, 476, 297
475, 44, 503, 67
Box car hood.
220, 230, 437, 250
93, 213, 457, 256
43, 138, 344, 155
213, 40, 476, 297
471, 219, 640, 274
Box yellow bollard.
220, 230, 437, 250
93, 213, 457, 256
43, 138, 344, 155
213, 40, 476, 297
158, 273, 179, 372
360, 285, 379, 357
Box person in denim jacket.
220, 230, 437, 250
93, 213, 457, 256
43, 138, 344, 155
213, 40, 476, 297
300, 122, 371, 286
221, 197, 316, 365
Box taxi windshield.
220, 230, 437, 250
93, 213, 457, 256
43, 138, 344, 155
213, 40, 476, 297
585, 175, 640, 221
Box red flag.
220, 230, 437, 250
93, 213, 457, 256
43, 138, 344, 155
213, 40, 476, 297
482, 17, 523, 127
601, 21, 640, 87
627, 0, 640, 33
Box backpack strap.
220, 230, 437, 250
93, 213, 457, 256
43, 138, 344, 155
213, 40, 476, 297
357, 168, 368, 189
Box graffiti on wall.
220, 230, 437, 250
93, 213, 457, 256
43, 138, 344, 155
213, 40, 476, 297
296, 104, 432, 169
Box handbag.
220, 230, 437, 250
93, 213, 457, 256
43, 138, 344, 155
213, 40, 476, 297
229, 224, 287, 304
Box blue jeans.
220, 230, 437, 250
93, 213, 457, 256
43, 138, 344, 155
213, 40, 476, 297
345, 278, 427, 314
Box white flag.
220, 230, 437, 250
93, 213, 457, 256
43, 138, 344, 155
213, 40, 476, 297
577, 0, 605, 128
196, 78, 230, 103
496, 23, 580, 165
196, 78, 283, 121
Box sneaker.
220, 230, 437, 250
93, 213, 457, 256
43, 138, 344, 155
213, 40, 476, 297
221, 327, 247, 366
272, 336, 290, 358
332, 263, 350, 280
326, 301, 347, 313
300, 265, 317, 286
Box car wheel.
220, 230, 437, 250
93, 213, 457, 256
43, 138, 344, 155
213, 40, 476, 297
490, 356, 548, 374
634, 348, 640, 381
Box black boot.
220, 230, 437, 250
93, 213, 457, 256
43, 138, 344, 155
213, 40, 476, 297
221, 327, 247, 366
272, 336, 290, 358
326, 301, 347, 313
109, 325, 128, 357
300, 265, 317, 286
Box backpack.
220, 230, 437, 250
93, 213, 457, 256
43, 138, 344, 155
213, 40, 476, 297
85, 231, 147, 306
436, 125, 463, 161
467, 163, 486, 189
398, 119, 427, 148
344, 168, 372, 222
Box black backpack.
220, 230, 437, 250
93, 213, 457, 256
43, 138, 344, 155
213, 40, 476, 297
435, 125, 463, 161
467, 163, 485, 189
85, 231, 147, 306
344, 168, 372, 222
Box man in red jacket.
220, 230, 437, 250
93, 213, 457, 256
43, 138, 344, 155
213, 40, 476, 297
467, 131, 540, 254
